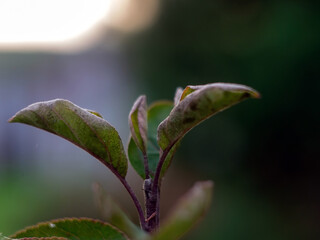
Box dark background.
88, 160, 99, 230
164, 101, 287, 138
0, 1, 319, 239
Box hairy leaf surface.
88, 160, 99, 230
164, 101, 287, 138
18, 238, 67, 240
9, 99, 128, 177
11, 218, 128, 240
128, 101, 173, 179
158, 83, 260, 151
152, 181, 213, 240
129, 95, 148, 154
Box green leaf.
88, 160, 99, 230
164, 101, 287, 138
18, 238, 67, 240
128, 101, 173, 179
10, 218, 128, 240
9, 99, 128, 178
92, 183, 149, 240
152, 181, 213, 240
129, 96, 148, 154
158, 83, 260, 151
127, 138, 146, 179
85, 109, 103, 118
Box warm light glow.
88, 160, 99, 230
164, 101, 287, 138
107, 0, 159, 32
0, 0, 159, 51
0, 0, 110, 50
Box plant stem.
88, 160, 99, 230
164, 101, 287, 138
105, 164, 147, 231
143, 153, 150, 179
144, 178, 159, 232
152, 144, 174, 193
118, 176, 147, 231
148, 141, 178, 232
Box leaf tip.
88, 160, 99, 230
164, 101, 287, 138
250, 89, 261, 99
8, 113, 20, 123
8, 116, 14, 123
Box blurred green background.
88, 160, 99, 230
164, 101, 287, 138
0, 0, 319, 239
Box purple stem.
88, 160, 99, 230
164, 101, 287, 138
102, 163, 146, 231
143, 153, 150, 179
118, 176, 147, 230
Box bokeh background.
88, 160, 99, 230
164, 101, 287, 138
0, 0, 319, 239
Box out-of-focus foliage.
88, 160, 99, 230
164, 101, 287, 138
11, 218, 127, 239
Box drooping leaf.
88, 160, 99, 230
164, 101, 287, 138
152, 181, 213, 240
158, 83, 260, 151
9, 99, 128, 177
11, 218, 128, 240
173, 87, 183, 106
92, 183, 149, 240
128, 101, 173, 179
129, 95, 148, 154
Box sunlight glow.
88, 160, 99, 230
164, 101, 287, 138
0, 0, 110, 48
0, 0, 159, 51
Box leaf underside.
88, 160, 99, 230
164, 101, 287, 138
128, 101, 173, 179
11, 218, 128, 240
158, 83, 260, 151
9, 99, 128, 177
129, 95, 148, 154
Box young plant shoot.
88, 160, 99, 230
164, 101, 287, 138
8, 83, 259, 240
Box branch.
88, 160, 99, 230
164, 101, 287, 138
143, 153, 150, 179
102, 163, 147, 231
152, 139, 178, 193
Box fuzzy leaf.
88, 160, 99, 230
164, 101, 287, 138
9, 99, 128, 177
17, 238, 67, 240
85, 109, 103, 118
128, 101, 173, 179
129, 95, 148, 154
158, 83, 260, 151
11, 218, 128, 240
152, 181, 213, 240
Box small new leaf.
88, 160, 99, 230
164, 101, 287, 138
10, 218, 128, 240
128, 101, 173, 179
9, 99, 128, 177
158, 83, 260, 151
152, 181, 213, 240
129, 95, 148, 154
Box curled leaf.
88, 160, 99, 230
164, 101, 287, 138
158, 83, 260, 151
128, 101, 173, 179
152, 181, 213, 240
10, 218, 128, 240
129, 95, 148, 154
85, 109, 103, 118
9, 99, 128, 177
